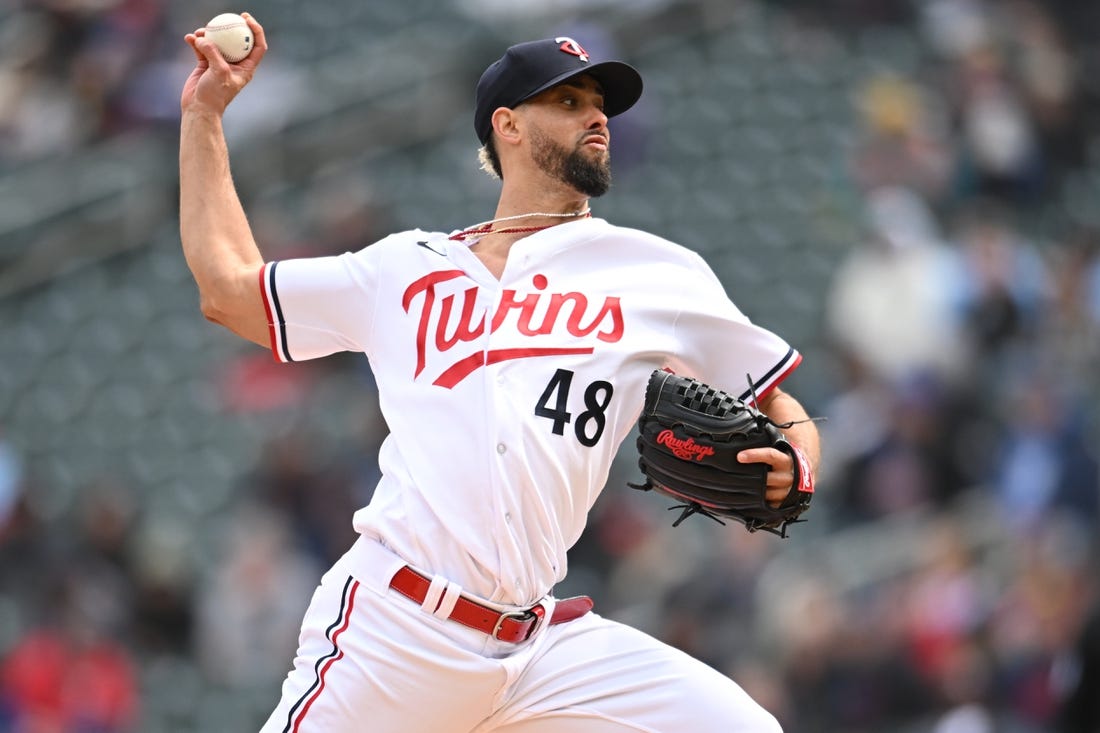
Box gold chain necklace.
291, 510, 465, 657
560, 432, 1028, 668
449, 208, 591, 242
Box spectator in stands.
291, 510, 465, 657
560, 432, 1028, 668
946, 200, 1051, 365
991, 371, 1100, 533
0, 569, 138, 732
193, 504, 320, 690
850, 72, 955, 204
1026, 229, 1100, 391
824, 185, 967, 386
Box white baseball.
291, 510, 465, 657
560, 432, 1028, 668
204, 13, 254, 63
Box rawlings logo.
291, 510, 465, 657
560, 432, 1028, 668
657, 430, 715, 461
556, 36, 589, 62
403, 272, 624, 388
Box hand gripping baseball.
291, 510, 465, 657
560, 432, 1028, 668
630, 370, 816, 536
181, 12, 268, 117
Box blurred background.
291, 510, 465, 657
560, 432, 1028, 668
1, 0, 1099, 730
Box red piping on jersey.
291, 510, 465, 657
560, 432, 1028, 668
753, 352, 802, 404
290, 580, 360, 732
259, 264, 279, 361
433, 347, 595, 388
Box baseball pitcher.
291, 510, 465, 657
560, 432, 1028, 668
179, 15, 820, 733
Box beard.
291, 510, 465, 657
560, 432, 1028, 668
529, 127, 612, 198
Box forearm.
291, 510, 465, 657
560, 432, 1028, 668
179, 108, 267, 345
760, 388, 821, 476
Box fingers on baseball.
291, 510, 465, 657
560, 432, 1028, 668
185, 32, 208, 65
241, 13, 269, 53
193, 35, 234, 73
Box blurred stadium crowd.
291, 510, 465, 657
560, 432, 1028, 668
1, 0, 1100, 731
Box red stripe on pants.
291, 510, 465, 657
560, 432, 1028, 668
291, 579, 360, 732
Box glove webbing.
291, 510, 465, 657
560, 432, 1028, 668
672, 378, 744, 418
672, 374, 804, 431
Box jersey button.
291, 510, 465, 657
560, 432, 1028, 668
496, 443, 506, 454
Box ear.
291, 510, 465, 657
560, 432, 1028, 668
491, 107, 522, 146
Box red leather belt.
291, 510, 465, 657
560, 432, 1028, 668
388, 566, 593, 643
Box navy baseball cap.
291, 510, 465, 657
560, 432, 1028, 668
474, 37, 643, 144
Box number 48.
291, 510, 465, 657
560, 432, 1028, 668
534, 368, 614, 447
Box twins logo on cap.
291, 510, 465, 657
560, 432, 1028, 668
473, 37, 643, 144
556, 37, 589, 62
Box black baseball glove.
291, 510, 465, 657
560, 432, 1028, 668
630, 369, 814, 536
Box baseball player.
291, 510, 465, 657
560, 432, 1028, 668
180, 15, 820, 733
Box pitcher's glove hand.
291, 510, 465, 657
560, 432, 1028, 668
630, 370, 814, 536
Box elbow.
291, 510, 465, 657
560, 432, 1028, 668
195, 265, 250, 327
196, 283, 269, 348
198, 291, 233, 329
188, 263, 267, 346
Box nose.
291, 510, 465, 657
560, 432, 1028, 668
587, 104, 608, 130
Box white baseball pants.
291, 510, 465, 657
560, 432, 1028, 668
259, 537, 782, 733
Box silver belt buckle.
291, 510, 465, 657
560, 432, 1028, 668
491, 609, 537, 641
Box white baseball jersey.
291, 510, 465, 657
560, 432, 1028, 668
259, 216, 800, 607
